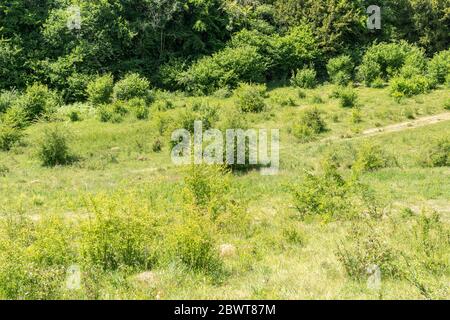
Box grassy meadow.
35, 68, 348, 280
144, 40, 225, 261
0, 84, 449, 299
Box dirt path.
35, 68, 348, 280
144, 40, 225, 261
323, 112, 450, 142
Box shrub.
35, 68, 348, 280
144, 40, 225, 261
390, 75, 433, 98
336, 224, 399, 279
15, 83, 60, 121
152, 99, 174, 111
421, 139, 450, 167
234, 83, 267, 113
290, 165, 360, 221
428, 49, 450, 85
336, 87, 358, 108
175, 101, 219, 133
86, 74, 114, 106
1, 105, 28, 129
113, 73, 151, 102
0, 125, 23, 151
292, 107, 326, 142
358, 42, 427, 86
0, 90, 19, 114
152, 138, 162, 152
80, 193, 159, 271
158, 58, 187, 91
327, 55, 354, 85
97, 102, 128, 123
290, 66, 317, 88
353, 143, 392, 173
38, 126, 76, 167
165, 215, 222, 275
68, 110, 81, 122
180, 46, 268, 95
127, 98, 149, 120
0, 214, 74, 299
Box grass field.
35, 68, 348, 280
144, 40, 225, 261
0, 84, 449, 299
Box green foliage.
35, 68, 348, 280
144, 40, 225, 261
333, 86, 358, 108
38, 126, 76, 167
358, 42, 427, 86
327, 55, 354, 85
428, 49, 450, 85
233, 83, 267, 113
290, 67, 317, 88
15, 83, 60, 121
0, 90, 19, 114
0, 214, 75, 299
421, 139, 450, 167
127, 98, 149, 120
113, 73, 151, 102
291, 164, 361, 221
336, 224, 399, 280
97, 102, 129, 123
80, 193, 159, 271
175, 101, 219, 133
181, 46, 268, 95
353, 143, 392, 173
87, 74, 114, 106
390, 75, 433, 98
0, 125, 23, 151
292, 107, 326, 142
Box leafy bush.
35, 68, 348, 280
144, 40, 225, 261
421, 139, 450, 167
97, 102, 128, 123
428, 49, 450, 85
390, 75, 433, 98
38, 126, 76, 167
327, 55, 354, 85
0, 90, 19, 114
87, 74, 114, 106
290, 164, 361, 221
180, 46, 268, 95
336, 224, 399, 279
15, 83, 60, 121
127, 98, 149, 120
292, 107, 326, 142
290, 66, 317, 88
0, 125, 23, 151
165, 215, 222, 275
1, 105, 28, 129
334, 87, 358, 108
175, 101, 219, 133
0, 214, 75, 299
113, 73, 151, 102
234, 83, 267, 113
353, 143, 392, 173
358, 42, 427, 86
80, 193, 159, 271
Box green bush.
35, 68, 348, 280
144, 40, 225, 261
1, 105, 28, 129
174, 101, 219, 134
80, 193, 159, 271
165, 215, 222, 275
421, 139, 450, 167
292, 107, 326, 142
336, 224, 399, 279
327, 55, 354, 85
290, 67, 317, 88
0, 125, 23, 151
113, 73, 151, 102
87, 74, 114, 106
358, 42, 427, 86
428, 49, 450, 85
0, 90, 19, 114
127, 98, 149, 120
38, 126, 76, 167
180, 46, 268, 95
390, 75, 433, 98
234, 83, 267, 113
0, 214, 74, 299
353, 143, 392, 173
97, 101, 128, 123
290, 165, 361, 221
15, 83, 60, 121
335, 87, 358, 108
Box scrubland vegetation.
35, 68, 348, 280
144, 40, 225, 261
0, 0, 449, 300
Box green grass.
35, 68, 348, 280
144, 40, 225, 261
0, 84, 449, 299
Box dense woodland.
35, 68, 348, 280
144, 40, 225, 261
1, 0, 449, 100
